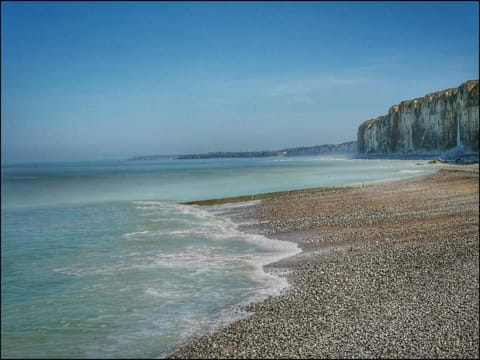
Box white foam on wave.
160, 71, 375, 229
149, 246, 246, 271
61, 200, 301, 298
132, 201, 168, 206
233, 234, 300, 300
122, 229, 183, 240
122, 227, 234, 241
399, 169, 424, 173
130, 200, 301, 297
152, 218, 302, 358
122, 230, 151, 238
181, 202, 302, 298
62, 199, 302, 358
115, 201, 300, 318
206, 200, 261, 215
304, 156, 352, 161
144, 287, 189, 299
132, 201, 180, 212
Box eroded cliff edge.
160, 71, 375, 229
357, 80, 479, 155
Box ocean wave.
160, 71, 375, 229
132, 199, 300, 254
144, 287, 190, 299
398, 169, 424, 173
122, 230, 151, 239
312, 157, 351, 161
127, 199, 301, 302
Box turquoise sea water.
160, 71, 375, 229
1, 156, 437, 358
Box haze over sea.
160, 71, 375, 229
1, 156, 438, 358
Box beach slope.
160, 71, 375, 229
171, 165, 479, 359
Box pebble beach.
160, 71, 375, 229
170, 165, 479, 359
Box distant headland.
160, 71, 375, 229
128, 141, 357, 160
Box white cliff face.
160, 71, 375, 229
357, 80, 479, 154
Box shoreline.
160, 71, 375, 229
181, 163, 452, 206
170, 164, 479, 358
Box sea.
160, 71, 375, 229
1, 156, 438, 358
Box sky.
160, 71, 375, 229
1, 1, 478, 163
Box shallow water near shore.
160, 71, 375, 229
1, 156, 438, 358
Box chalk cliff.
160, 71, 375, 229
357, 80, 479, 155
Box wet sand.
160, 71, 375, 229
171, 165, 479, 359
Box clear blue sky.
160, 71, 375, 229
1, 1, 478, 162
